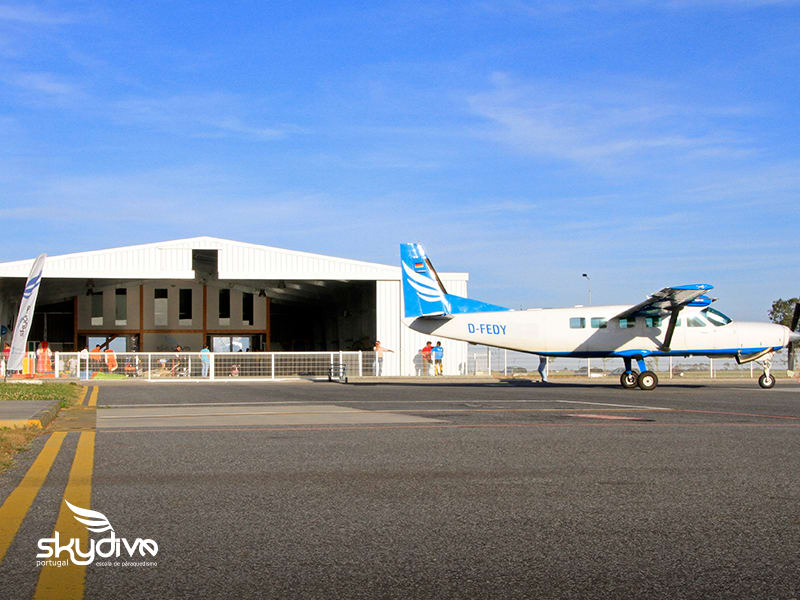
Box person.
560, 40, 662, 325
90, 344, 103, 372
104, 347, 118, 372
170, 345, 183, 376
420, 341, 433, 375
79, 346, 89, 379
432, 341, 444, 375
200, 344, 211, 378
537, 355, 549, 383
2, 342, 10, 377
36, 341, 53, 374
373, 341, 394, 376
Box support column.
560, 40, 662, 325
202, 285, 208, 348
73, 296, 78, 350
265, 297, 271, 351
139, 285, 144, 351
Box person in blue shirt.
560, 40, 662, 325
200, 344, 211, 378
432, 341, 444, 376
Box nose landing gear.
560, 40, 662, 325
758, 356, 776, 389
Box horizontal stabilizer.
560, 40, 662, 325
401, 243, 509, 319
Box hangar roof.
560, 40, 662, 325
0, 236, 468, 282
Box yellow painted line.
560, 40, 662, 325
0, 419, 43, 428
87, 387, 98, 408
77, 386, 88, 406
34, 431, 96, 600
0, 432, 67, 564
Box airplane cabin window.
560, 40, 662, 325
591, 317, 607, 329
645, 317, 662, 328
702, 307, 732, 326
687, 316, 707, 327
570, 317, 586, 329
619, 318, 636, 328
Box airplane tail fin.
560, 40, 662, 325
400, 243, 509, 319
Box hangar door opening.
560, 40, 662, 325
268, 280, 376, 352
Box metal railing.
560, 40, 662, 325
40, 351, 374, 381
2, 348, 796, 382
467, 346, 798, 379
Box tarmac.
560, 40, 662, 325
1, 378, 799, 599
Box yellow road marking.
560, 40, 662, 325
34, 431, 96, 600
87, 387, 98, 407
77, 386, 88, 406
0, 432, 67, 564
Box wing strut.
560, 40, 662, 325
659, 307, 683, 352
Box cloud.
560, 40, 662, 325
112, 94, 291, 140
0, 4, 78, 25
467, 73, 754, 170
8, 71, 79, 96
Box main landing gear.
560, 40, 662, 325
620, 357, 659, 391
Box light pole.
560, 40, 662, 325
582, 273, 591, 305
582, 273, 591, 377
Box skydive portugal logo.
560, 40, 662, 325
36, 501, 159, 568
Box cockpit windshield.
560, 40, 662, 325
702, 307, 732, 326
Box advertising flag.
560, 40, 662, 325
7, 253, 46, 372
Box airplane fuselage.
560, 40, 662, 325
406, 304, 790, 359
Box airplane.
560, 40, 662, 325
400, 242, 800, 391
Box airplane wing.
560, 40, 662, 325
614, 284, 714, 320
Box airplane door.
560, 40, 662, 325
685, 314, 714, 350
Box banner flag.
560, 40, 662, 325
8, 253, 47, 372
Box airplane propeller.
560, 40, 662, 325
788, 302, 800, 372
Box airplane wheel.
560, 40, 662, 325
758, 373, 775, 389
637, 371, 658, 391
620, 372, 638, 389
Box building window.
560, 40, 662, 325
154, 288, 168, 327
115, 289, 127, 326
618, 318, 635, 328
242, 292, 254, 326
569, 317, 585, 329
91, 291, 103, 326
590, 317, 607, 329
179, 289, 192, 325
219, 289, 230, 326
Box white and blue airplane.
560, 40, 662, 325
401, 243, 800, 391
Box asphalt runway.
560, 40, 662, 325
1, 380, 799, 599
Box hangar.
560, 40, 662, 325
0, 237, 469, 376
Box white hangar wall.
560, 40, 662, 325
377, 279, 469, 377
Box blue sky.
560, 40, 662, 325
1, 1, 798, 320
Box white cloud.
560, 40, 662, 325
9, 71, 79, 96
467, 73, 754, 170
112, 94, 290, 140
0, 4, 77, 25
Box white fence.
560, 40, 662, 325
1, 347, 794, 381
1, 351, 377, 381
467, 346, 795, 379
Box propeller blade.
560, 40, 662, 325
789, 302, 800, 371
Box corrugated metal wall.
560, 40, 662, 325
376, 279, 469, 376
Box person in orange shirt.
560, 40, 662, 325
104, 347, 118, 372
36, 341, 53, 373
89, 345, 103, 372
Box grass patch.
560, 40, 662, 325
0, 425, 42, 472
0, 382, 82, 404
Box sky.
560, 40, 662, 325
1, 1, 798, 321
